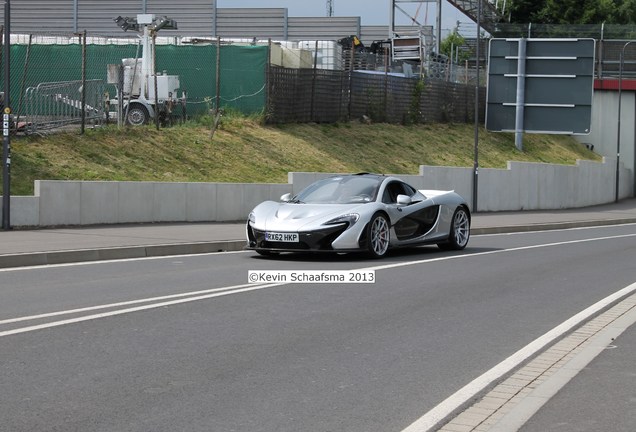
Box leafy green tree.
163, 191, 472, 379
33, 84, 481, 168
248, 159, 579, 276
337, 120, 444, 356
509, 0, 636, 24
508, 0, 546, 23
440, 30, 471, 62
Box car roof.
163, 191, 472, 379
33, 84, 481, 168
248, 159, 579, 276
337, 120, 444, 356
348, 173, 403, 183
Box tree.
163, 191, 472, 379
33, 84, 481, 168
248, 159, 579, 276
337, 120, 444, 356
509, 0, 636, 24
508, 0, 546, 23
440, 30, 471, 62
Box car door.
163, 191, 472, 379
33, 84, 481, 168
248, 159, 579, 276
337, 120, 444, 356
382, 181, 440, 245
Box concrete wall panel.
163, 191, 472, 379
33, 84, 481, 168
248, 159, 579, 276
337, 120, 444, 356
13, 158, 630, 227
153, 183, 187, 222
117, 182, 154, 223
80, 182, 119, 225
186, 183, 217, 222
36, 180, 81, 226
0, 197, 40, 227
215, 184, 245, 222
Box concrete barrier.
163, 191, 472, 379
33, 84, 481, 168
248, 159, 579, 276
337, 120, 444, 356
0, 157, 632, 227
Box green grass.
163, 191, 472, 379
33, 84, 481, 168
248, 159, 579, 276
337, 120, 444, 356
7, 113, 600, 196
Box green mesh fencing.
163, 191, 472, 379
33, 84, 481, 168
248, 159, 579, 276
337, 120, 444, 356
155, 44, 268, 115
1, 38, 268, 120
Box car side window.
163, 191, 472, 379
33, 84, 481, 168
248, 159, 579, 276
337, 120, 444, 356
402, 183, 416, 196
382, 182, 406, 204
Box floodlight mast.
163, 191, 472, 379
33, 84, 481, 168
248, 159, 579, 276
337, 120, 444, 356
115, 14, 178, 102
112, 14, 181, 126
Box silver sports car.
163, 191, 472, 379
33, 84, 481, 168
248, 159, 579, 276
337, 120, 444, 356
246, 173, 470, 258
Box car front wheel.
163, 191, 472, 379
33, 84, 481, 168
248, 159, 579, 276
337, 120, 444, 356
367, 213, 390, 258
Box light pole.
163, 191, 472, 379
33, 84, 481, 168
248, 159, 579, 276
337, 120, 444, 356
472, 0, 481, 212
2, 0, 11, 230
616, 40, 635, 202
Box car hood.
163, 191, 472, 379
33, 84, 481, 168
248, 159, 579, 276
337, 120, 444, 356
251, 201, 369, 231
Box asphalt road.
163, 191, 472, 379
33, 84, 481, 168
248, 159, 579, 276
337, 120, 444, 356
1, 224, 635, 432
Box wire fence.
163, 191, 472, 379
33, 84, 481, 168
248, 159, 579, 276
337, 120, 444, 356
2, 26, 634, 133
1, 32, 269, 134
1, 32, 485, 133
267, 66, 486, 125
493, 24, 636, 79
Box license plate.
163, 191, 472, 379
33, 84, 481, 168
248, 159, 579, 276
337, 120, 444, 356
265, 232, 299, 242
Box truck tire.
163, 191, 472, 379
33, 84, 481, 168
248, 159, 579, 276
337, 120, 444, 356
126, 105, 150, 126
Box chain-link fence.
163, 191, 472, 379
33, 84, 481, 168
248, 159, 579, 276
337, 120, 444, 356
268, 65, 486, 125
1, 32, 269, 134
492, 24, 636, 79
3, 25, 633, 132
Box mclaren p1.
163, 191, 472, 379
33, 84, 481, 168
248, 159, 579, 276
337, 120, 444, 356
246, 173, 470, 258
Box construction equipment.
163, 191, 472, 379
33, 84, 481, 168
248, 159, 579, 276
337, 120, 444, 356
109, 14, 185, 126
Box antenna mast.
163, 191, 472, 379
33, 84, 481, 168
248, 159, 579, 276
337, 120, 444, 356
326, 0, 334, 17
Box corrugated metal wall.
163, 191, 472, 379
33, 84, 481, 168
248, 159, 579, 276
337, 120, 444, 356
7, 0, 76, 34
216, 8, 288, 39
79, 1, 145, 35
80, 0, 216, 36
287, 17, 360, 41
0, 2, 409, 44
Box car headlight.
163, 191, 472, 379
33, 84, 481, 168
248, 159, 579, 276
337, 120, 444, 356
248, 212, 256, 224
324, 213, 359, 228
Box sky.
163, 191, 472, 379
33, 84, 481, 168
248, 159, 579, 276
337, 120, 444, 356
216, 0, 476, 35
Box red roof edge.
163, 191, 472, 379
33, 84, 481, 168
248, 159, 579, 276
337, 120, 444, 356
594, 78, 636, 91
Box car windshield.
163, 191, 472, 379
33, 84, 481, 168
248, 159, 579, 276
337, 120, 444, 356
292, 176, 381, 204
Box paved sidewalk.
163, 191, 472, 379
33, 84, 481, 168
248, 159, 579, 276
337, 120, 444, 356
0, 198, 635, 268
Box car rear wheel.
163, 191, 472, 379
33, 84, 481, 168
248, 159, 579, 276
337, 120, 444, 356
367, 213, 390, 258
438, 207, 470, 250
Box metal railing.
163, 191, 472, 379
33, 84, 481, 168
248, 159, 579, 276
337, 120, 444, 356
21, 79, 106, 134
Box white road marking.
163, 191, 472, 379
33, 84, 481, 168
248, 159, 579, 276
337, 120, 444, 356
476, 222, 636, 237
2, 233, 636, 339
0, 283, 283, 338
0, 282, 259, 325
0, 223, 633, 274
0, 249, 251, 273
401, 281, 636, 432
367, 232, 636, 273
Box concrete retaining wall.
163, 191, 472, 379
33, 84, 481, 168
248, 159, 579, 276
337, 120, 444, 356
0, 157, 632, 227
418, 158, 632, 212
7, 181, 292, 227
292, 157, 632, 213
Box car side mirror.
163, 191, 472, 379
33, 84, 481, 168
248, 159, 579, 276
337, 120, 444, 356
397, 194, 412, 206
280, 193, 292, 202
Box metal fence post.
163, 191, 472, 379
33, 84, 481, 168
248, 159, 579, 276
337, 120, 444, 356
15, 33, 32, 128
80, 30, 87, 134
3, 0, 12, 230
310, 40, 318, 121
347, 47, 355, 120
153, 31, 159, 131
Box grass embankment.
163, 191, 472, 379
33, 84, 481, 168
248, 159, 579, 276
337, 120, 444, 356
9, 114, 601, 195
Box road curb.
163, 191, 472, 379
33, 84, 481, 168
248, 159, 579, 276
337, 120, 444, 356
0, 240, 247, 269
471, 218, 636, 235
1, 218, 635, 269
